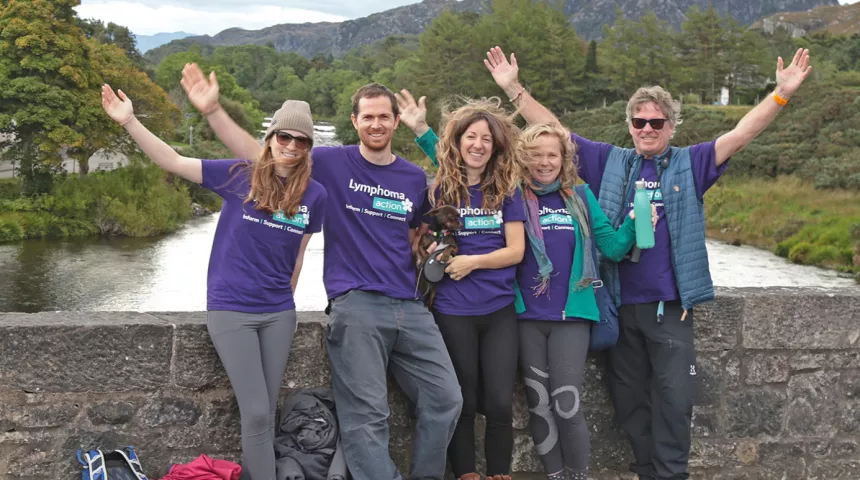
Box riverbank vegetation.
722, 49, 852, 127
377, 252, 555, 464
0, 159, 221, 242
707, 177, 860, 280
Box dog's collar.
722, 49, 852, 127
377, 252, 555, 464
431, 230, 455, 238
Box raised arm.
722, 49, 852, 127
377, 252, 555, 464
484, 46, 563, 128
181, 63, 263, 161
101, 84, 202, 183
714, 48, 811, 167
396, 89, 440, 166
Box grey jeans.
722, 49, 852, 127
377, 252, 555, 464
208, 309, 297, 480
325, 290, 463, 480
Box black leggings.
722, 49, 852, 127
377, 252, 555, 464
434, 303, 518, 477
519, 320, 590, 480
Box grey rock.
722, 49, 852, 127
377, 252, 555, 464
725, 389, 787, 438
841, 369, 860, 398
807, 459, 860, 480
203, 396, 241, 452
742, 290, 860, 350
2, 294, 860, 478
139, 397, 202, 428
689, 440, 739, 469
695, 295, 743, 352
757, 442, 806, 479
691, 408, 718, 437
789, 352, 827, 371
786, 371, 840, 437
745, 354, 790, 385
87, 401, 136, 425
828, 351, 860, 369
151, 312, 227, 390
0, 401, 79, 430
0, 312, 172, 392
696, 354, 725, 406
840, 400, 860, 434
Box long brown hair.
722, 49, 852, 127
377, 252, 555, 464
430, 98, 522, 212
231, 138, 312, 218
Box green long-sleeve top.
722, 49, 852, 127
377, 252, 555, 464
414, 128, 635, 321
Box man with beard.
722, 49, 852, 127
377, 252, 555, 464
481, 47, 811, 480
181, 67, 462, 480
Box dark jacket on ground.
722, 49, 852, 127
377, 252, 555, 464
274, 387, 348, 480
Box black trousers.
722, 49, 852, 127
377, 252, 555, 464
608, 300, 696, 480
434, 303, 518, 477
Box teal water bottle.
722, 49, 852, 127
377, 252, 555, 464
633, 180, 655, 249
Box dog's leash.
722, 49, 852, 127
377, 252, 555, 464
414, 240, 457, 298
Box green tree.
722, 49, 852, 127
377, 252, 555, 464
78, 18, 145, 69
585, 40, 598, 74
0, 0, 100, 191
678, 6, 740, 104
69, 39, 179, 174
412, 8, 483, 108
601, 11, 679, 95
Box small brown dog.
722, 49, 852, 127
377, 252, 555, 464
416, 205, 461, 307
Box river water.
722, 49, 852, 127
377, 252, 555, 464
1, 125, 856, 313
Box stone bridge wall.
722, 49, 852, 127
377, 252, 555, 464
1, 287, 859, 479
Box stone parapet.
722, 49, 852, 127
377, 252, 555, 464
1, 288, 859, 479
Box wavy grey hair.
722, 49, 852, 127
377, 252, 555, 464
625, 86, 683, 129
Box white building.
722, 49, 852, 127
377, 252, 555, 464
0, 131, 129, 178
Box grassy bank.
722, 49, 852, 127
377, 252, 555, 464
0, 160, 221, 243
706, 176, 860, 280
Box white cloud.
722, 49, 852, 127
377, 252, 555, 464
75, 1, 349, 36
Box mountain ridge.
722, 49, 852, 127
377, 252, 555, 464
145, 0, 839, 63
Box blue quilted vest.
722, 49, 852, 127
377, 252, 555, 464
596, 145, 714, 310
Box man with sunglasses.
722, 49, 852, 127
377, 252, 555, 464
180, 64, 462, 480
484, 46, 811, 479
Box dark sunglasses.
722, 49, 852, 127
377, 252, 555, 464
631, 118, 668, 130
274, 131, 312, 150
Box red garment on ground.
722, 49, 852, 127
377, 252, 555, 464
159, 454, 241, 480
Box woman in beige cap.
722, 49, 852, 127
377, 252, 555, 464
101, 84, 327, 480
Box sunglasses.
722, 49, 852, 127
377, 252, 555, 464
631, 118, 668, 130
274, 131, 312, 150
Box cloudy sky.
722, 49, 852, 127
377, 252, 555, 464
75, 0, 423, 36
76, 0, 860, 37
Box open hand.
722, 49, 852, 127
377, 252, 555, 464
629, 203, 659, 231
484, 46, 520, 94
775, 48, 812, 99
101, 84, 134, 125
181, 63, 221, 115
395, 89, 428, 136
445, 255, 478, 281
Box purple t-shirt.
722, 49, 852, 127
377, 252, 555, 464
311, 145, 429, 300
516, 192, 577, 321
572, 135, 728, 304
201, 159, 327, 313
428, 186, 526, 316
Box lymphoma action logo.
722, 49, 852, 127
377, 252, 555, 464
349, 179, 413, 214
459, 206, 503, 230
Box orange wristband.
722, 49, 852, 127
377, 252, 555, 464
772, 92, 788, 106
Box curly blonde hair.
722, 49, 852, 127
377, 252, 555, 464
430, 98, 523, 212
519, 123, 580, 189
